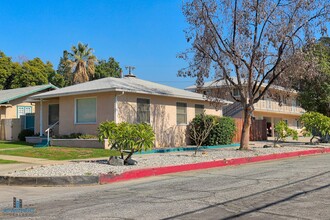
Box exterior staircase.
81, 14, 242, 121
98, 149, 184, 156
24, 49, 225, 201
223, 102, 242, 117
34, 138, 49, 148
33, 121, 59, 148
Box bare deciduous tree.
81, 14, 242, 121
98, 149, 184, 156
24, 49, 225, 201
179, 0, 330, 150
189, 113, 214, 155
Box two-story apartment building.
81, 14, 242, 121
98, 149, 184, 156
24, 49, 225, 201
186, 79, 305, 137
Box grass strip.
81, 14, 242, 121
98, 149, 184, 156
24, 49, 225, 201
0, 159, 19, 164
0, 146, 120, 160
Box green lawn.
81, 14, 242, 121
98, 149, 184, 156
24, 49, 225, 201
0, 159, 19, 164
0, 141, 33, 149
0, 146, 120, 160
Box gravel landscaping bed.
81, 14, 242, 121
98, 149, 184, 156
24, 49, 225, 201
7, 143, 329, 177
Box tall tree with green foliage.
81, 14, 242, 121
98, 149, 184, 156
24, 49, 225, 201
297, 37, 330, 116
94, 57, 122, 79
57, 50, 73, 87
67, 43, 97, 84
48, 71, 66, 88
11, 58, 53, 88
0, 51, 22, 90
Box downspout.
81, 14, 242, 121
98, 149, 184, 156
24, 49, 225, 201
39, 99, 43, 137
114, 92, 125, 123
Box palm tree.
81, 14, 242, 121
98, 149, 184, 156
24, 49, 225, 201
68, 43, 97, 84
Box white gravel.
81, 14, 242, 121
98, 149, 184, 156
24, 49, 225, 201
8, 143, 329, 177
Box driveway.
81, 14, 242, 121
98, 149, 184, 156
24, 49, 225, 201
0, 153, 329, 219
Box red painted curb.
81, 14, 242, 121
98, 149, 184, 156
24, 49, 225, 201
99, 148, 330, 184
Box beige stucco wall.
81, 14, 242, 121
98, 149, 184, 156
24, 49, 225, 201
117, 93, 221, 148
35, 93, 115, 136
34, 91, 222, 148
1, 96, 36, 120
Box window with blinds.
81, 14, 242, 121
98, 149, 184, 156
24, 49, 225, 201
137, 98, 150, 123
75, 98, 96, 124
195, 104, 204, 116
176, 102, 187, 124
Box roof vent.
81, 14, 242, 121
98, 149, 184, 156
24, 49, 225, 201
124, 66, 136, 77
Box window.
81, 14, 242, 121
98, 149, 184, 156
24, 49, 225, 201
233, 88, 240, 97
75, 98, 96, 123
17, 106, 32, 118
297, 120, 302, 129
259, 91, 264, 100
195, 104, 204, 116
176, 102, 187, 124
282, 95, 287, 104
48, 104, 59, 125
291, 99, 297, 112
137, 98, 150, 123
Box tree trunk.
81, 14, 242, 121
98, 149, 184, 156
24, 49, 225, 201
239, 106, 252, 150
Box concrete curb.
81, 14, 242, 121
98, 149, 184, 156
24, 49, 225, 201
0, 175, 100, 186
1, 148, 330, 186
99, 147, 330, 184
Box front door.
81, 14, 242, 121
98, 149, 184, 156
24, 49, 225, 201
48, 104, 59, 136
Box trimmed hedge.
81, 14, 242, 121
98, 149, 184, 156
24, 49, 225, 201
18, 129, 34, 141
189, 115, 236, 146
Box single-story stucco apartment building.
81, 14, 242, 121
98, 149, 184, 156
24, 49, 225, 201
0, 84, 57, 140
29, 74, 231, 148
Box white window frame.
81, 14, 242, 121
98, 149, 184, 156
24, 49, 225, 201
74, 97, 97, 124
17, 106, 32, 118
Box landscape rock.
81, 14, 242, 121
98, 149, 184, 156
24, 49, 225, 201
108, 156, 124, 166
263, 145, 272, 148
125, 158, 138, 166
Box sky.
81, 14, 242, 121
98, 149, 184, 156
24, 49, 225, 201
0, 0, 196, 89
1, 1, 329, 90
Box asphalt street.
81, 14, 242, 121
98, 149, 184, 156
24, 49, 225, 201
0, 153, 329, 220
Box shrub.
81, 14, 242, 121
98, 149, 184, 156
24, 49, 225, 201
207, 117, 236, 146
274, 120, 298, 145
69, 133, 83, 138
300, 111, 330, 143
18, 129, 34, 141
98, 121, 155, 164
78, 134, 98, 139
189, 115, 236, 146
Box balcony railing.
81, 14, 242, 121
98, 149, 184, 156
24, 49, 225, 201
253, 100, 305, 114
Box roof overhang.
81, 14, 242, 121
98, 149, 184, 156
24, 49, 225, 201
30, 88, 233, 105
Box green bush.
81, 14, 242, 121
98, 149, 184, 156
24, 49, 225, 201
98, 121, 155, 164
300, 111, 330, 143
274, 120, 298, 144
79, 134, 98, 139
189, 115, 236, 146
207, 117, 236, 145
18, 129, 34, 141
